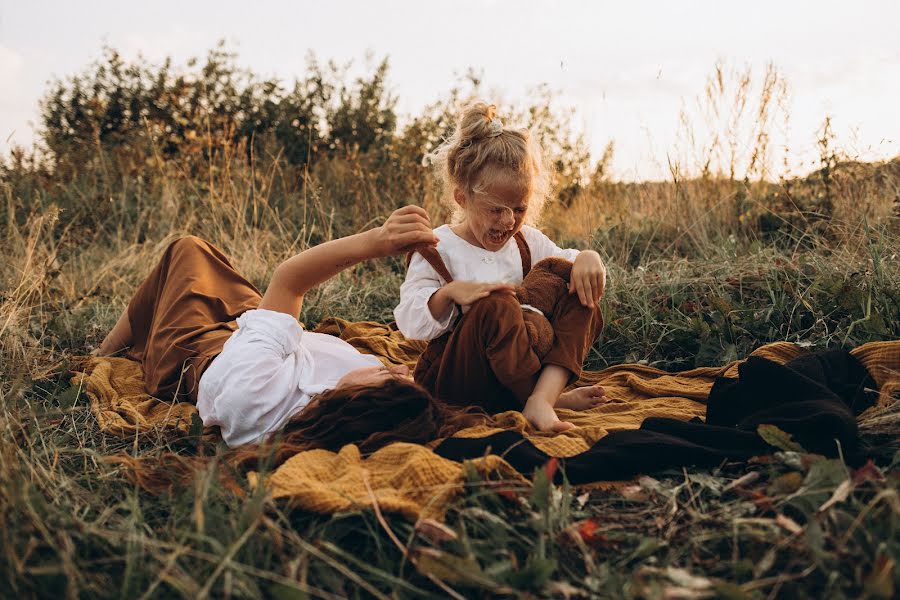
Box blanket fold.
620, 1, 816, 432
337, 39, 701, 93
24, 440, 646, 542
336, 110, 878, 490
435, 349, 878, 482
71, 319, 899, 520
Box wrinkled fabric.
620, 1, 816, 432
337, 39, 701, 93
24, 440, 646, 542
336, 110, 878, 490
198, 309, 381, 447
74, 316, 900, 521
435, 350, 879, 482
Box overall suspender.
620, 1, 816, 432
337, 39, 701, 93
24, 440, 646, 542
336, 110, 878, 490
408, 231, 532, 283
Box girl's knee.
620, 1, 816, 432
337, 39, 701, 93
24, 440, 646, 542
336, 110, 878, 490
168, 235, 211, 259
468, 293, 520, 319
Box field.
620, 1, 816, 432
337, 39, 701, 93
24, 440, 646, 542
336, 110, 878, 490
1, 49, 898, 598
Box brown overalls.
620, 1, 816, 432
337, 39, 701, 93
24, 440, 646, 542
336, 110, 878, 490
411, 234, 604, 414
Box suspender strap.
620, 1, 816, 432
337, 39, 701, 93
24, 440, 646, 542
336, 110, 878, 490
406, 230, 532, 282
408, 245, 455, 283
513, 231, 532, 278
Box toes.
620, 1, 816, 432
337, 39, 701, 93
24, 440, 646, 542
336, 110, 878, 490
551, 421, 576, 433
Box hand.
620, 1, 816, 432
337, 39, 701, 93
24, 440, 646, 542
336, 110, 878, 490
443, 280, 515, 307
371, 205, 438, 257
569, 250, 607, 307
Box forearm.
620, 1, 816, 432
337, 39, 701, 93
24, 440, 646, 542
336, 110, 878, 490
260, 230, 377, 318
426, 286, 455, 322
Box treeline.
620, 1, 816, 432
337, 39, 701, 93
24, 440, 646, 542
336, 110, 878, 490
33, 43, 592, 190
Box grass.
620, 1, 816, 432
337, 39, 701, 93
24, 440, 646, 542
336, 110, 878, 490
2, 49, 899, 598
2, 170, 897, 597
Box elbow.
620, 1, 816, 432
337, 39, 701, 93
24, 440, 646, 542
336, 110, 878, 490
270, 262, 304, 297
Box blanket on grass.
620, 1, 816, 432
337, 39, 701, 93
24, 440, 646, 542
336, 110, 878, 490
71, 318, 900, 520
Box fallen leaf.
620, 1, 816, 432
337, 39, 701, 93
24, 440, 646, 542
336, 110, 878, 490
576, 518, 605, 545
415, 518, 458, 544
818, 478, 853, 512
757, 424, 805, 452
768, 471, 804, 495
546, 581, 587, 599
753, 547, 777, 578
775, 513, 803, 535
639, 475, 662, 491
661, 586, 715, 599
544, 457, 559, 481
413, 547, 494, 588
665, 566, 712, 590
621, 485, 649, 502
852, 460, 886, 485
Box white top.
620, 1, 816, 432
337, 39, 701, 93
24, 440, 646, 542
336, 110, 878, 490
197, 308, 382, 447
394, 225, 580, 341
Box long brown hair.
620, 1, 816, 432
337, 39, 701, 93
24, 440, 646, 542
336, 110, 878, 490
115, 378, 487, 494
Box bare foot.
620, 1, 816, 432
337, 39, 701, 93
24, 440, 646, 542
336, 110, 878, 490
522, 396, 575, 433
556, 385, 608, 411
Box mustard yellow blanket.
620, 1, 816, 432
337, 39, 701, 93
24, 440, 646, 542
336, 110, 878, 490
72, 318, 899, 520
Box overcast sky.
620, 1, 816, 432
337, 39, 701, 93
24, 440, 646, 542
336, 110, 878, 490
1, 0, 898, 180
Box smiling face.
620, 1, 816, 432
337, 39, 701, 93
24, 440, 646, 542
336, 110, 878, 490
454, 167, 531, 251
334, 363, 411, 390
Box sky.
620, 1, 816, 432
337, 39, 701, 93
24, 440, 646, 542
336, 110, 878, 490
1, 0, 898, 180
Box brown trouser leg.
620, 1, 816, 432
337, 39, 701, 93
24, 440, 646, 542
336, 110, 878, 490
542, 288, 604, 385
420, 293, 542, 414
418, 288, 603, 414
126, 236, 261, 402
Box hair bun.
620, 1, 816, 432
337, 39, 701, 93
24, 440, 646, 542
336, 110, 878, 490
458, 101, 502, 143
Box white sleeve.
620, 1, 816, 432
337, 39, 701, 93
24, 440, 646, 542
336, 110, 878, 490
522, 226, 581, 264
394, 252, 458, 341
197, 309, 305, 447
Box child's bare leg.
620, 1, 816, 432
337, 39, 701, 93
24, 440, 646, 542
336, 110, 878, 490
522, 364, 575, 432
556, 385, 608, 410
98, 308, 132, 356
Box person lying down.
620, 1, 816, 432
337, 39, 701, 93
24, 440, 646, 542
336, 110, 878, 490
99, 205, 585, 448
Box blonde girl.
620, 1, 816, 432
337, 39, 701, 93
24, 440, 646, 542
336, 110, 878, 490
395, 101, 607, 433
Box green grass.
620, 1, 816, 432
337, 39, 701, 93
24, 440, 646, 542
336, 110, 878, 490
2, 221, 898, 598
1, 47, 899, 596
3, 370, 899, 598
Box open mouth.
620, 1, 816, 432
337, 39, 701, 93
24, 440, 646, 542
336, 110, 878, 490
486, 230, 509, 245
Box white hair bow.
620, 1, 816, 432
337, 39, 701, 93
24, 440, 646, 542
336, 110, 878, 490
487, 117, 503, 137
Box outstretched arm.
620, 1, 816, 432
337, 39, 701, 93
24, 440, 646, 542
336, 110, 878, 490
260, 206, 438, 318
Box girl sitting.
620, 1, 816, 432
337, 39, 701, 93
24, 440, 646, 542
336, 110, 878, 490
395, 101, 608, 433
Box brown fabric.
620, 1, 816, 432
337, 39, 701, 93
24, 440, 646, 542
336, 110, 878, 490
513, 231, 532, 278
411, 230, 532, 401
515, 257, 575, 359
414, 276, 602, 412
412, 232, 601, 410
418, 293, 544, 412
408, 245, 455, 283
72, 325, 900, 521
126, 236, 261, 402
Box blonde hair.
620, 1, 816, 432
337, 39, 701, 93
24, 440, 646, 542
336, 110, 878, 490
424, 100, 551, 225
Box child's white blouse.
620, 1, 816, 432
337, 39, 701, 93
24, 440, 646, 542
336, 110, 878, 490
394, 225, 580, 341
197, 308, 382, 447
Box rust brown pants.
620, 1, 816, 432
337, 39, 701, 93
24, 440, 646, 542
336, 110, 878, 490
126, 236, 261, 402
415, 289, 603, 414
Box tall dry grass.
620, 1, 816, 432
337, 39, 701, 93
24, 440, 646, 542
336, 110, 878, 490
0, 47, 898, 598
